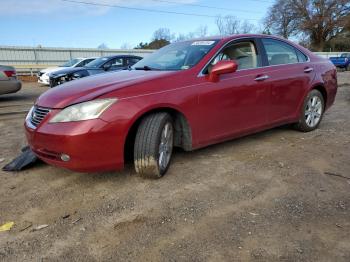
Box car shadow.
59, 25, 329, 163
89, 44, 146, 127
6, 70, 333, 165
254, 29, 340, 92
6, 124, 296, 181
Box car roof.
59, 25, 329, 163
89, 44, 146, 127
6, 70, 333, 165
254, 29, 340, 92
99, 55, 143, 59
74, 57, 98, 60
190, 34, 289, 42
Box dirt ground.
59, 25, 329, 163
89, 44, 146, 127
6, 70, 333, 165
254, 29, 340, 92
0, 73, 350, 262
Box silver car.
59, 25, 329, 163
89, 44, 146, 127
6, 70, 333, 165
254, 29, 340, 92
0, 65, 21, 95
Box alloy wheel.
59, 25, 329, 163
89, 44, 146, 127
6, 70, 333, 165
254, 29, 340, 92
305, 95, 323, 128
158, 122, 174, 171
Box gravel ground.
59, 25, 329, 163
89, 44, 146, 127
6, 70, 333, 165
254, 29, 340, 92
0, 73, 349, 261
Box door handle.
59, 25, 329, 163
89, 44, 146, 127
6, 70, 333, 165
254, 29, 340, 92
254, 75, 269, 81
304, 67, 314, 73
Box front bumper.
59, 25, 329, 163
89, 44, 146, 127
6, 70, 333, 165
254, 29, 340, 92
25, 116, 125, 172
38, 75, 50, 85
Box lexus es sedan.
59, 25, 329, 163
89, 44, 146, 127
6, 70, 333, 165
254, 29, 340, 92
0, 65, 21, 95
25, 34, 337, 178
38, 57, 97, 85
49, 55, 142, 87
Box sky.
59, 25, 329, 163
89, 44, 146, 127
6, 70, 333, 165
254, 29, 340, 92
2, 0, 273, 49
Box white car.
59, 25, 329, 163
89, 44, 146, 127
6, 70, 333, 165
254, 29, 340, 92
37, 57, 96, 85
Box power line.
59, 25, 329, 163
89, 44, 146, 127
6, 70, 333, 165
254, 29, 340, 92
146, 0, 264, 14
244, 0, 274, 3
61, 0, 262, 20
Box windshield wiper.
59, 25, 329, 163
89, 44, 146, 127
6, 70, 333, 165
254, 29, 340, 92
134, 65, 160, 71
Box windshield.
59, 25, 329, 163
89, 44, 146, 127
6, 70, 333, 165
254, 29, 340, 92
60, 58, 81, 67
132, 40, 219, 71
340, 53, 350, 58
84, 57, 110, 68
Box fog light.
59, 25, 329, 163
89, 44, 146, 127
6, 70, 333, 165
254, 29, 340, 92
60, 154, 70, 162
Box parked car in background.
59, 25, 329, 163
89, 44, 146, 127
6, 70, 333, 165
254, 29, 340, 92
49, 55, 143, 87
0, 65, 21, 95
25, 35, 337, 179
38, 57, 96, 85
329, 53, 350, 71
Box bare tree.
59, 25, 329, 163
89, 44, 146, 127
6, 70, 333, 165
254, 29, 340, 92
152, 28, 172, 41
216, 15, 240, 35
264, 1, 298, 38
216, 16, 256, 35
120, 43, 132, 49
97, 43, 108, 49
240, 20, 256, 34
294, 0, 350, 51
265, 0, 350, 51
195, 25, 208, 37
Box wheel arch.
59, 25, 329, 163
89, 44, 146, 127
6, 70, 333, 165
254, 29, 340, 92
123, 106, 193, 162
311, 83, 328, 107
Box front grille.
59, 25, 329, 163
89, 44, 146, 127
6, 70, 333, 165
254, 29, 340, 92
30, 106, 51, 127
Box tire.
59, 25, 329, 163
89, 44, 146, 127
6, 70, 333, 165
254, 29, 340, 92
347, 65, 350, 71
294, 89, 325, 132
134, 113, 174, 179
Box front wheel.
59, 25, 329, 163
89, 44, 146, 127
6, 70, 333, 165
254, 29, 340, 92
294, 89, 324, 132
134, 113, 174, 179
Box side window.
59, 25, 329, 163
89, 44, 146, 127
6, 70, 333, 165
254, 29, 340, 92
104, 58, 124, 70
207, 41, 260, 73
127, 57, 141, 66
262, 39, 298, 66
296, 49, 308, 63
79, 59, 94, 67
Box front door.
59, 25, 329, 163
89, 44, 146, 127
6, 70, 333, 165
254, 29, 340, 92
195, 39, 271, 146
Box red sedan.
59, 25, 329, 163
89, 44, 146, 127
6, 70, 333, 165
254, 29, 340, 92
25, 34, 337, 178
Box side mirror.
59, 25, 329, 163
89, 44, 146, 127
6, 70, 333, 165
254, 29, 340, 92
206, 60, 238, 82
103, 64, 112, 71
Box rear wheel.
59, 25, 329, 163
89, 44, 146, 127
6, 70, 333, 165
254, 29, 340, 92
134, 113, 174, 178
294, 89, 324, 132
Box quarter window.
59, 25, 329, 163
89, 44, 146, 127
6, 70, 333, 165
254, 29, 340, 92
262, 39, 299, 66
296, 49, 308, 62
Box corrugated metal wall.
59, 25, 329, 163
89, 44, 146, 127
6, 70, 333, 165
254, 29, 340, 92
1, 45, 346, 66
0, 46, 153, 66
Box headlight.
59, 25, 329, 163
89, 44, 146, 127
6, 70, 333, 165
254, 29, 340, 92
49, 98, 117, 123
72, 73, 81, 80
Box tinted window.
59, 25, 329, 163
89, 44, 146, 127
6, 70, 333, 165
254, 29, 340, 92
105, 58, 124, 70
84, 57, 110, 68
60, 58, 81, 67
127, 57, 141, 66
77, 58, 95, 67
207, 41, 260, 73
262, 39, 298, 66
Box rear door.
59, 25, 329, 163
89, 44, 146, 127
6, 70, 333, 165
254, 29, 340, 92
260, 38, 315, 124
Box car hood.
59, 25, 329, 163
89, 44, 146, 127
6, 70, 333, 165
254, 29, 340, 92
41, 67, 67, 74
36, 70, 176, 108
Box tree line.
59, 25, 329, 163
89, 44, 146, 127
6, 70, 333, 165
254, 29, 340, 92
115, 0, 349, 51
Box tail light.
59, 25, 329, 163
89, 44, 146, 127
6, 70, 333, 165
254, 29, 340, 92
4, 70, 16, 77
